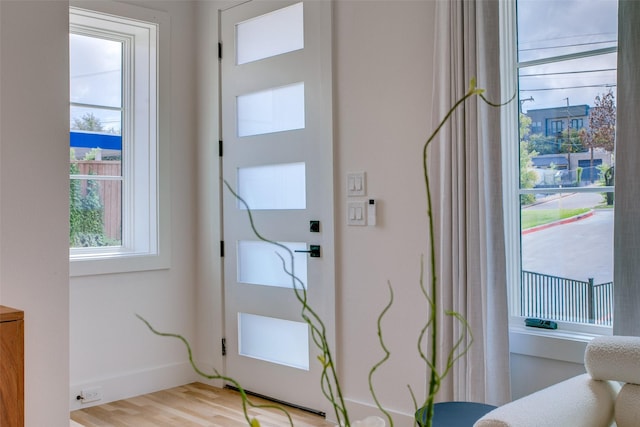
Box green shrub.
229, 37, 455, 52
70, 156, 108, 247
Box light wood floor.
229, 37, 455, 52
70, 383, 335, 427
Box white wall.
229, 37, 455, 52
332, 0, 435, 421
0, 1, 71, 426
68, 0, 200, 411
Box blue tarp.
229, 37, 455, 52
70, 131, 121, 150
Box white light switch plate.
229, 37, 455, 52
347, 172, 366, 197
347, 201, 366, 226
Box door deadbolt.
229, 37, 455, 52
295, 245, 321, 258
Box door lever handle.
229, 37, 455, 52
295, 245, 321, 258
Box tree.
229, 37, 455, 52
520, 114, 539, 204
558, 128, 586, 154
69, 171, 106, 248
582, 89, 616, 153
70, 144, 107, 247
72, 112, 104, 132
528, 133, 559, 155
580, 90, 616, 183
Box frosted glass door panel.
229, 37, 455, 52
236, 2, 304, 65
237, 82, 305, 137
237, 240, 308, 288
238, 313, 309, 370
237, 162, 306, 210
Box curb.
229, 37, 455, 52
522, 210, 595, 235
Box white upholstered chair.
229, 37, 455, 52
474, 335, 640, 427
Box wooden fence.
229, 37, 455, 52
74, 161, 122, 242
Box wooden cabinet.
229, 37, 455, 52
1, 305, 24, 427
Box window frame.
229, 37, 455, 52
69, 2, 170, 276
500, 0, 616, 349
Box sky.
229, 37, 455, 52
517, 0, 618, 112
70, 33, 122, 133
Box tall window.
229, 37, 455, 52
70, 32, 123, 248
69, 5, 168, 275
513, 0, 617, 331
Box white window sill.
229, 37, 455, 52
70, 252, 170, 277
509, 322, 612, 364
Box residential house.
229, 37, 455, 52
526, 105, 612, 184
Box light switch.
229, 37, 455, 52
347, 201, 366, 226
347, 172, 366, 197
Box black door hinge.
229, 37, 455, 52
220, 241, 225, 257
219, 140, 223, 157
222, 338, 227, 356
218, 42, 222, 60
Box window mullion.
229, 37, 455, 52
518, 46, 618, 70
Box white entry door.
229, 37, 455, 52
220, 0, 335, 416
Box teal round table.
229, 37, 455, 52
415, 402, 497, 426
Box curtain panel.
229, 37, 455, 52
613, 0, 640, 336
430, 0, 511, 406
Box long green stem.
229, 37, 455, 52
417, 79, 513, 427
140, 78, 511, 427
368, 281, 395, 427
419, 84, 479, 427
136, 314, 294, 427
224, 181, 351, 427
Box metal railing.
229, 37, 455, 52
521, 270, 613, 326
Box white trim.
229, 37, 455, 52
343, 398, 414, 427
69, 361, 196, 411
499, 0, 522, 319
518, 46, 617, 69
509, 325, 612, 364
69, 2, 171, 276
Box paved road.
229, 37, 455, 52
522, 192, 613, 285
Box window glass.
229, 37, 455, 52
237, 240, 308, 288
236, 2, 304, 65
517, 0, 618, 63
516, 0, 617, 327
70, 34, 122, 108
237, 162, 306, 210
70, 32, 123, 248
238, 312, 309, 370
237, 82, 305, 137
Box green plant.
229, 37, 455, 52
520, 140, 538, 205
69, 154, 108, 247
139, 79, 510, 427
597, 163, 615, 205
83, 148, 102, 161
575, 166, 583, 185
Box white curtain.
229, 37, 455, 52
613, 1, 640, 336
430, 0, 511, 405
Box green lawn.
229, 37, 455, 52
521, 208, 591, 230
